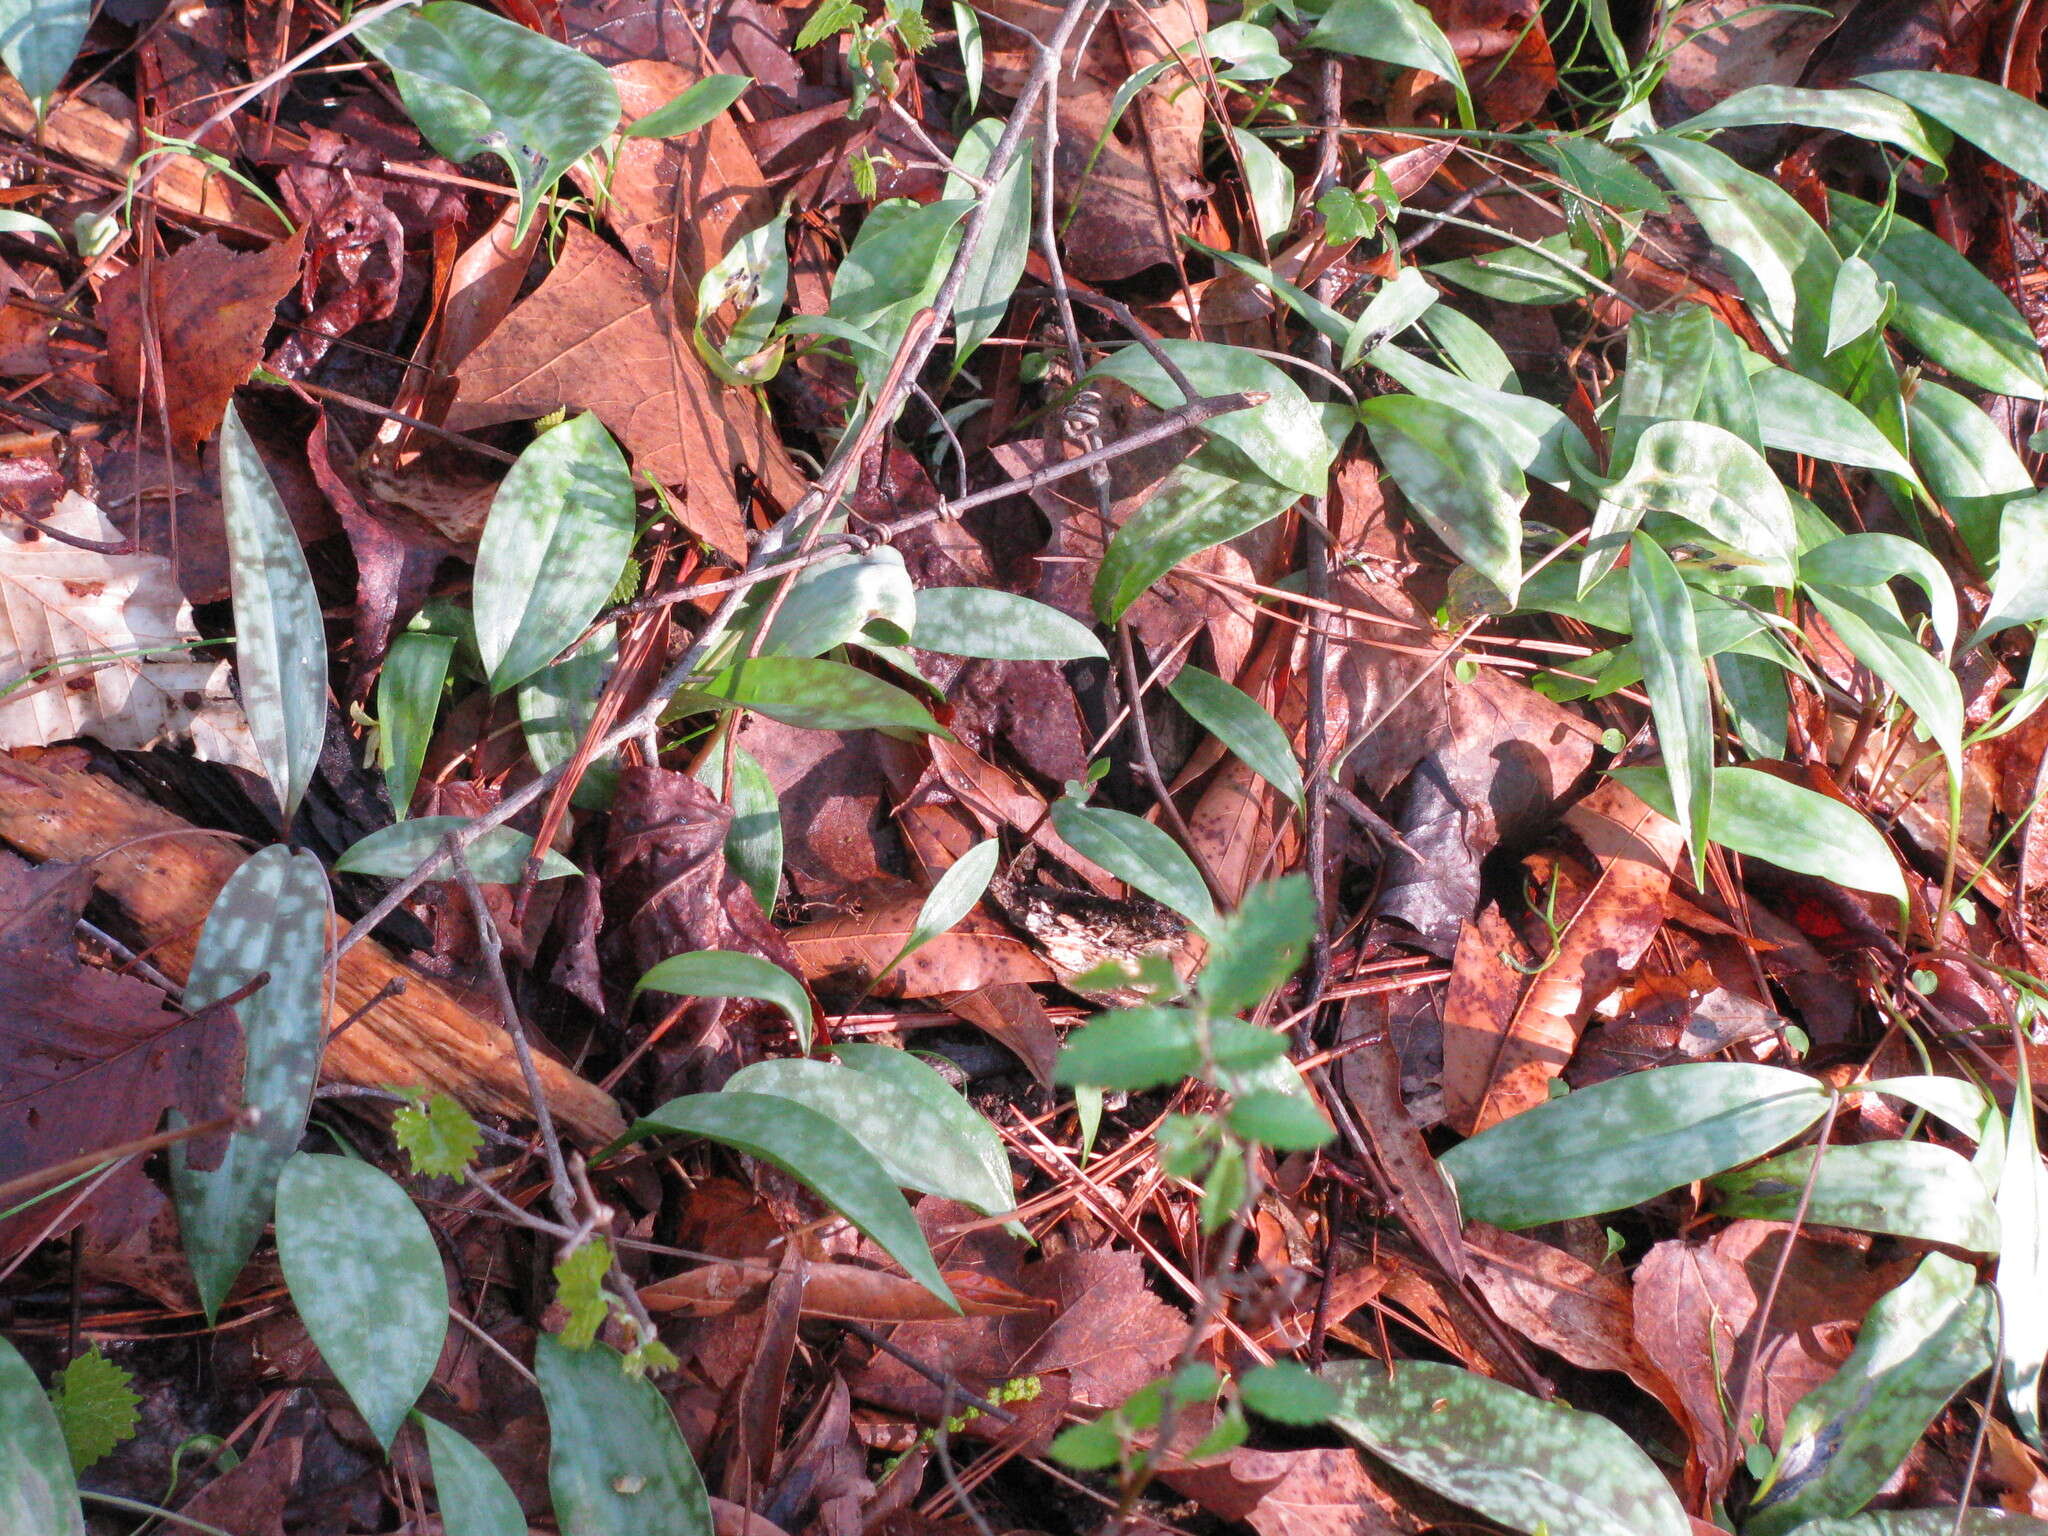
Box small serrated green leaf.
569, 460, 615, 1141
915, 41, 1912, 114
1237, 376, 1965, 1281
393, 1091, 484, 1178
49, 1349, 140, 1473
554, 1236, 616, 1349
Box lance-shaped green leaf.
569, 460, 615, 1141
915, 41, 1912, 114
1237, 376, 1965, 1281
0, 0, 88, 107
1672, 84, 1949, 164
1909, 382, 2034, 567
1429, 232, 1595, 306
1230, 127, 1295, 248
1087, 340, 1333, 497
753, 547, 916, 657
1827, 192, 2048, 402
1609, 306, 1760, 471
380, 631, 455, 817
1828, 255, 1891, 354
1997, 1045, 2048, 1448
691, 655, 947, 736
1749, 367, 1917, 480
221, 403, 328, 829
1801, 533, 1958, 656
419, 1415, 527, 1536
1367, 343, 1587, 489
828, 197, 971, 391
1611, 765, 1905, 907
359, 2, 620, 241
725, 1055, 1012, 1216
875, 839, 1000, 980
338, 817, 579, 884
1092, 444, 1300, 622
1968, 492, 2048, 646
636, 950, 812, 1052
172, 846, 332, 1320
1303, 0, 1471, 122
693, 738, 782, 914
1861, 71, 2048, 196
1629, 533, 1712, 884
694, 208, 790, 385
1439, 1062, 1831, 1228
473, 414, 636, 693
946, 119, 1032, 367
519, 625, 617, 807
535, 1336, 713, 1536
833, 1041, 1016, 1220
1803, 585, 1964, 786
1786, 1514, 2048, 1534
1051, 795, 1217, 936
1746, 1255, 1995, 1536
1323, 1359, 1692, 1536
1714, 1140, 1999, 1250
624, 73, 750, 138
277, 1154, 448, 1449
0, 1334, 83, 1536
1166, 666, 1303, 809
620, 1093, 955, 1307
911, 588, 1105, 660
1588, 420, 1796, 592
1359, 394, 1527, 603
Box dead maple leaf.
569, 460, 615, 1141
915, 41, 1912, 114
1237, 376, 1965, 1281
99, 229, 305, 449
0, 492, 259, 766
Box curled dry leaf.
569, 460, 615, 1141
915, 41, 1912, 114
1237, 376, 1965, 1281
784, 886, 1055, 997
0, 492, 259, 767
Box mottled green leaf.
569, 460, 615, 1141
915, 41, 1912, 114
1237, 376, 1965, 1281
1908, 381, 2034, 565
1429, 232, 1594, 305
172, 846, 332, 1321
1786, 1511, 2048, 1533
1230, 127, 1295, 248
1860, 71, 2048, 197
947, 119, 1031, 366
754, 547, 916, 657
1674, 84, 1948, 164
1997, 1046, 2048, 1447
1324, 1359, 1692, 1536
1804, 585, 1964, 784
636, 950, 811, 1052
1052, 796, 1216, 935
1303, 0, 1466, 112
623, 73, 750, 137
1629, 533, 1712, 883
1589, 420, 1796, 591
693, 208, 789, 386
1749, 366, 1917, 479
828, 198, 970, 390
1166, 666, 1303, 808
276, 1153, 448, 1449
380, 631, 455, 818
1440, 1062, 1830, 1228
1088, 340, 1333, 497
911, 588, 1105, 660
221, 403, 328, 829
0, 0, 89, 104
1969, 492, 2048, 645
1359, 394, 1527, 601
834, 1042, 1014, 1216
693, 740, 782, 914
1801, 533, 1957, 657
338, 817, 579, 884
1092, 443, 1301, 622
1609, 306, 1760, 471
0, 1333, 82, 1536
518, 626, 617, 804
1715, 1140, 1998, 1250
1369, 343, 1586, 488
693, 655, 947, 736
535, 1336, 713, 1536
419, 1414, 527, 1536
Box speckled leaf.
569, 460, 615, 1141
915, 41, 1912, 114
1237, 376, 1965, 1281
1092, 443, 1301, 622
1971, 492, 2048, 646
337, 817, 579, 884
693, 739, 782, 914
1629, 533, 1712, 885
1860, 72, 2048, 197
220, 403, 328, 829
419, 1415, 526, 1536
1166, 666, 1303, 809
636, 951, 812, 1052
1440, 1062, 1829, 1228
1323, 1359, 1691, 1536
518, 626, 617, 800
691, 656, 946, 736
1052, 796, 1217, 936
473, 413, 636, 693
754, 546, 916, 657
1800, 534, 1958, 658
534, 1337, 713, 1536
911, 588, 1106, 660
1786, 1512, 2048, 1533
1358, 394, 1526, 603
1746, 1255, 1995, 1536
727, 1054, 1012, 1218
1673, 84, 1948, 164
1714, 1140, 1999, 1251
277, 1154, 448, 1450
887, 840, 1002, 976
379, 631, 455, 817
0, 1334, 83, 1536
623, 1092, 956, 1308
1908, 382, 2033, 566
1592, 421, 1797, 590
833, 1042, 1016, 1219
171, 845, 332, 1321
1087, 340, 1333, 497
0, 0, 88, 105
946, 118, 1033, 365
1749, 367, 1917, 480
1997, 1048, 2048, 1447
1804, 585, 1964, 786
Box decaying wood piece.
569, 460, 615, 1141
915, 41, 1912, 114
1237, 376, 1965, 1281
0, 751, 624, 1145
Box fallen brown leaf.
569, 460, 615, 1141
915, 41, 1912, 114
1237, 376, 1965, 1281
641, 1257, 1043, 1321
1165, 1447, 1423, 1536
784, 887, 1055, 998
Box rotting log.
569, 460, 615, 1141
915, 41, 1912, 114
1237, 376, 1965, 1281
0, 749, 625, 1146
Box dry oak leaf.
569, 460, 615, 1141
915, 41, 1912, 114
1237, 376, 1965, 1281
1441, 777, 1683, 1134
446, 221, 806, 558
99, 229, 305, 450
0, 492, 259, 766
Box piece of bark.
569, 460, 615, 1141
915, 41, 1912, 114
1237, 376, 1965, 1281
0, 750, 623, 1144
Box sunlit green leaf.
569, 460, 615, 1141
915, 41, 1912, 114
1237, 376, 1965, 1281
1609, 306, 1760, 472
1860, 71, 2048, 196
834, 1042, 1015, 1217
518, 626, 617, 808
1229, 1089, 1332, 1151
1358, 394, 1527, 602
947, 119, 1032, 366
1230, 127, 1295, 248
1092, 443, 1301, 622
1803, 584, 1964, 785
751, 546, 917, 657
692, 656, 947, 737
828, 198, 971, 390
1969, 492, 2048, 646
1997, 1046, 2048, 1448
1785, 1513, 2048, 1534
693, 738, 782, 914
1801, 534, 1957, 657
1369, 342, 1587, 487
1628, 533, 1712, 884
637, 950, 811, 1052
1304, 0, 1468, 123
1715, 1140, 1998, 1250
1051, 796, 1216, 935
1588, 419, 1796, 591
1056, 1008, 1200, 1091
379, 631, 454, 818
1088, 340, 1333, 497
623, 73, 750, 137
911, 587, 1105, 660
694, 208, 790, 385
337, 817, 579, 884
419, 1414, 527, 1536
1166, 666, 1303, 809
553, 1235, 614, 1349
1908, 381, 2034, 566
1749, 366, 1917, 480
1429, 232, 1594, 305
535, 1336, 713, 1536
1673, 84, 1948, 165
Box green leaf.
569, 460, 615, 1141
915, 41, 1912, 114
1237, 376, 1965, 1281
393, 1091, 485, 1179
693, 655, 947, 736
828, 198, 971, 390
473, 413, 636, 693
1440, 1062, 1831, 1228
834, 1042, 1015, 1217
893, 839, 1000, 967
419, 1415, 527, 1536
636, 951, 812, 1052
0, 0, 88, 105
1610, 765, 1905, 907
1092, 443, 1302, 622
1749, 366, 1917, 479
1801, 533, 1957, 657
1714, 1140, 1999, 1250
1673, 84, 1948, 165
1368, 343, 1587, 487
1783, 1512, 2048, 1534
379, 631, 455, 818
1969, 492, 2048, 645
0, 1334, 83, 1536
1860, 71, 2048, 195
1239, 1361, 1339, 1425
1827, 255, 1891, 354
518, 626, 617, 806
0, 209, 61, 244
1827, 192, 2048, 402
726, 1054, 1012, 1216
1055, 1007, 1201, 1091
1049, 1416, 1126, 1469
220, 402, 328, 829
1590, 420, 1797, 591
1804, 584, 1964, 785
534, 1336, 713, 1536
1628, 533, 1712, 884
338, 816, 580, 884
622, 1093, 955, 1307
750, 547, 917, 658
1051, 796, 1216, 935
1529, 134, 1669, 214
172, 845, 332, 1321
1747, 1256, 1995, 1536
1230, 127, 1295, 248
623, 73, 751, 137
692, 741, 782, 914
1908, 381, 2033, 566
359, 2, 620, 241
1429, 232, 1595, 305
946, 119, 1033, 366
1228, 1089, 1333, 1151
1303, 0, 1471, 124
911, 588, 1105, 660
1997, 1046, 2048, 1448
1199, 876, 1314, 1014
794, 0, 861, 48
1358, 395, 1527, 602
1323, 1359, 1692, 1536
694, 208, 790, 386
276, 1153, 448, 1449
1167, 666, 1303, 808
1087, 340, 1333, 497
553, 1235, 615, 1349
48, 1349, 140, 1473
1609, 306, 1760, 471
